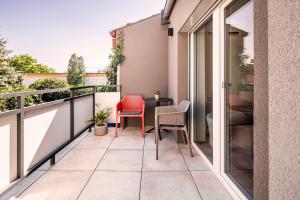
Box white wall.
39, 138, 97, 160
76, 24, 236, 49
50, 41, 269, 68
24, 102, 70, 172
0, 115, 17, 192
167, 0, 201, 103
95, 92, 120, 123
74, 96, 93, 135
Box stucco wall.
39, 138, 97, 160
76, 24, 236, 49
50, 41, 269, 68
253, 0, 269, 199
120, 14, 168, 125
268, 0, 300, 199
167, 0, 201, 103
120, 15, 168, 98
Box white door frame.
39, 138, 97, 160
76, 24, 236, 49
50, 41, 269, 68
188, 0, 251, 199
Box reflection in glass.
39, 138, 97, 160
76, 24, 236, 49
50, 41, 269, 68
194, 17, 213, 163
224, 0, 254, 197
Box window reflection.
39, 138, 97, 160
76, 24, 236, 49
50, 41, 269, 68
225, 0, 254, 197
195, 17, 213, 163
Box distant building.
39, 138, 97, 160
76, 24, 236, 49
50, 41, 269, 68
22, 72, 107, 86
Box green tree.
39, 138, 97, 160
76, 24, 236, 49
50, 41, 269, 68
67, 53, 86, 86
0, 37, 23, 92
29, 78, 69, 102
0, 37, 34, 111
104, 30, 124, 91
9, 54, 56, 73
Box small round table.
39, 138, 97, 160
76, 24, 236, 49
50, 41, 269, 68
145, 97, 173, 133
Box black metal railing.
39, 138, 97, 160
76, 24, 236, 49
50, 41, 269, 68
0, 85, 120, 194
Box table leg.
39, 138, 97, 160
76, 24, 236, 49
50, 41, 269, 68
146, 127, 155, 133
146, 126, 162, 140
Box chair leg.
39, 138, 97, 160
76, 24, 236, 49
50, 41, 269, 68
156, 126, 159, 160
115, 115, 118, 137
183, 126, 193, 157
158, 128, 162, 140
141, 117, 145, 137
121, 117, 125, 129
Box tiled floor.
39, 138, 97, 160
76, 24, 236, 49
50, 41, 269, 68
2, 127, 233, 200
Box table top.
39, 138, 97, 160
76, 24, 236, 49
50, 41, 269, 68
145, 97, 173, 103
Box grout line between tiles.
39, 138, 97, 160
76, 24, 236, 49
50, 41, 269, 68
139, 133, 146, 200
75, 130, 115, 200
179, 144, 203, 200
14, 130, 92, 198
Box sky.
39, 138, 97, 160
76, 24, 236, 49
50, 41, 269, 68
0, 0, 165, 72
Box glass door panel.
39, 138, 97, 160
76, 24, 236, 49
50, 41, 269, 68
194, 17, 213, 163
224, 0, 254, 197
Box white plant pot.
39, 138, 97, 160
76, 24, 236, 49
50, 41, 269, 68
154, 95, 160, 101
94, 123, 108, 136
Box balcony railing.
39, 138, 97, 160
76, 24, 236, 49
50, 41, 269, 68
0, 85, 120, 194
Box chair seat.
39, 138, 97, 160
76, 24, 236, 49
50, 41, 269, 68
120, 111, 142, 115
159, 124, 184, 128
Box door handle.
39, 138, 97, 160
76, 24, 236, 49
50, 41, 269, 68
222, 82, 232, 88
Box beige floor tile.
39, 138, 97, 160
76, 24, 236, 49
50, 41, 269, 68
110, 135, 144, 149
191, 171, 233, 200
179, 143, 190, 149
181, 149, 210, 171
140, 171, 201, 200
116, 127, 145, 137
77, 171, 140, 200
37, 147, 73, 171
0, 171, 46, 200
97, 149, 143, 171
17, 171, 91, 200
50, 149, 106, 171
64, 131, 90, 149
75, 133, 113, 150
143, 149, 188, 171
144, 132, 179, 151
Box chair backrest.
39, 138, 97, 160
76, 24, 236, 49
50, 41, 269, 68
178, 100, 191, 113
122, 95, 144, 111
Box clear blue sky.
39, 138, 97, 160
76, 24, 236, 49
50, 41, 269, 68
0, 0, 165, 72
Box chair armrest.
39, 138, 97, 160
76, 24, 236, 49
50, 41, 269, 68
155, 111, 186, 126
141, 100, 145, 115
116, 101, 122, 113
155, 106, 181, 115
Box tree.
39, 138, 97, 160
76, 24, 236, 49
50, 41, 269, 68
0, 37, 23, 92
0, 37, 34, 111
29, 78, 69, 102
105, 30, 124, 91
67, 53, 86, 86
9, 54, 56, 73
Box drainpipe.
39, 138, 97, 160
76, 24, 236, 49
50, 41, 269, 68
161, 0, 176, 25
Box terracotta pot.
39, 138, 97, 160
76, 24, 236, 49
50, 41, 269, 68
94, 123, 108, 136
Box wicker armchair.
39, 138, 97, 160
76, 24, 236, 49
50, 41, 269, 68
155, 100, 192, 160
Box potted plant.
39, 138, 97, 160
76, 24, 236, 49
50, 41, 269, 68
154, 90, 160, 101
88, 105, 111, 136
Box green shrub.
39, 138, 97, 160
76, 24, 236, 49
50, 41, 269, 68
29, 78, 70, 102
0, 86, 35, 112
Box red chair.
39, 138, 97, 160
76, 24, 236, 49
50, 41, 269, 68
115, 95, 145, 137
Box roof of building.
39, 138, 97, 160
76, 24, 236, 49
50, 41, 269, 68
110, 13, 160, 34
161, 0, 176, 24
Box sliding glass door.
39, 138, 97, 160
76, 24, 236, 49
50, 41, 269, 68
190, 0, 254, 198
194, 17, 213, 163
224, 0, 254, 197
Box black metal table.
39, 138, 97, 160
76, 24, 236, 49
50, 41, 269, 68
145, 97, 173, 133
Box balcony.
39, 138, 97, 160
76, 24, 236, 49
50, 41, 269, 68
0, 87, 232, 200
